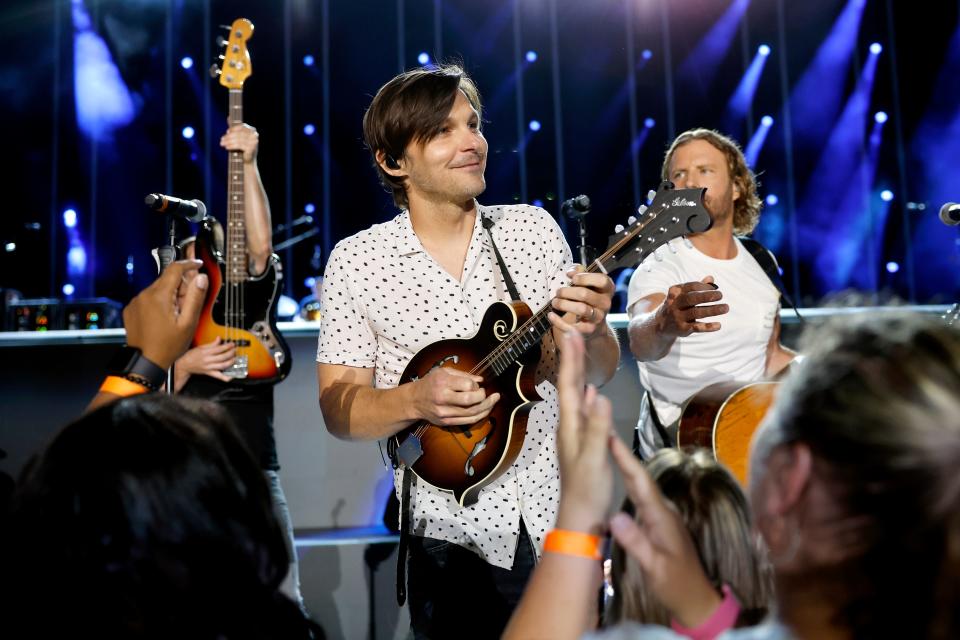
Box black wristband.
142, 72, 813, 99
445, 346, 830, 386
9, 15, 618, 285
106, 346, 167, 390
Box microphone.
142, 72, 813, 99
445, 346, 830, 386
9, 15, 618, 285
144, 193, 207, 223
940, 202, 960, 227
561, 195, 591, 219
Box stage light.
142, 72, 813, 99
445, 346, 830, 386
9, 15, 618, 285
874, 111, 888, 124
126, 255, 134, 276
180, 56, 193, 70
766, 194, 779, 206
5, 242, 15, 252
870, 42, 882, 55
644, 117, 655, 128
525, 50, 537, 63
181, 126, 195, 140
758, 44, 771, 56
529, 120, 541, 132
641, 49, 653, 60
533, 199, 544, 208
304, 203, 316, 214
62, 208, 77, 229
418, 52, 430, 65
761, 115, 774, 127
881, 189, 894, 202
303, 54, 315, 67
303, 123, 316, 136
62, 283, 75, 296
67, 245, 87, 272
304, 276, 317, 289
885, 261, 899, 273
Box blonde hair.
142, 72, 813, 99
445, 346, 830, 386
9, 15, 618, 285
608, 448, 772, 626
662, 128, 762, 235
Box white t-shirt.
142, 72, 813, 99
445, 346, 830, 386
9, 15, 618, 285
626, 238, 779, 458
317, 203, 573, 569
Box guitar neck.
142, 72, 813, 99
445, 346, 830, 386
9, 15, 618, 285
226, 88, 247, 283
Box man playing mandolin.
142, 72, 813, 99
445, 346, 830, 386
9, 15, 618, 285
626, 129, 796, 460
316, 64, 619, 638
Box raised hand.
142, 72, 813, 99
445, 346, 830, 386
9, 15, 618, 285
658, 275, 729, 336
411, 366, 501, 427
123, 260, 208, 370
221, 123, 259, 164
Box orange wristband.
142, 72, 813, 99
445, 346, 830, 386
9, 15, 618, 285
99, 375, 150, 397
544, 529, 603, 560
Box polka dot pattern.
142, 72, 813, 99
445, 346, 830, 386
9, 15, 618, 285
317, 203, 574, 569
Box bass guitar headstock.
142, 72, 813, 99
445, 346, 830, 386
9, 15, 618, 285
598, 181, 711, 272
210, 18, 253, 89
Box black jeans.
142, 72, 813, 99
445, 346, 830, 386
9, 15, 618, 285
407, 522, 537, 639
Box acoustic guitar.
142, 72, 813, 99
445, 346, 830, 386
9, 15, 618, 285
392, 182, 712, 506
192, 18, 291, 384
676, 381, 780, 486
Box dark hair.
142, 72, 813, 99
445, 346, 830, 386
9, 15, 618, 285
1, 394, 316, 637
608, 448, 772, 627
362, 63, 483, 208
753, 313, 960, 639
662, 128, 762, 235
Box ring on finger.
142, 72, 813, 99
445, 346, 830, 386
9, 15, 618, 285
588, 307, 596, 321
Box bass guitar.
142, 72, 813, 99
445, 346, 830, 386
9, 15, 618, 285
392, 182, 711, 506
193, 18, 291, 384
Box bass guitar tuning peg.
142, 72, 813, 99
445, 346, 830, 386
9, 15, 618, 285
209, 64, 221, 78
219, 24, 232, 31
216, 35, 227, 47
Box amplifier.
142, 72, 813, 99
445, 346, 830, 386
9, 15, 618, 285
6, 298, 122, 331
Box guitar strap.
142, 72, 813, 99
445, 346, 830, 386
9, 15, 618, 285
395, 213, 523, 607
737, 236, 804, 324
482, 215, 523, 302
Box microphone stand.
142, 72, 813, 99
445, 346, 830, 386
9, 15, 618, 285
561, 195, 595, 266
155, 215, 179, 395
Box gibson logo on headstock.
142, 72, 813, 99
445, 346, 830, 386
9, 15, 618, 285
670, 197, 697, 207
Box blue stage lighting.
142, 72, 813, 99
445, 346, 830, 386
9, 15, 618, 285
62, 208, 78, 229
418, 52, 430, 65
304, 276, 317, 289
126, 256, 134, 276
881, 189, 894, 202
533, 199, 544, 208
885, 261, 899, 273
181, 126, 195, 140
67, 245, 87, 272
870, 42, 882, 55
4, 242, 15, 253
305, 203, 316, 214
644, 117, 655, 128
766, 194, 779, 206
180, 56, 193, 70
761, 115, 774, 127
641, 49, 653, 60
62, 283, 75, 296
525, 50, 537, 63
528, 120, 541, 132
303, 54, 315, 67
303, 123, 316, 136
874, 111, 888, 124
758, 44, 771, 56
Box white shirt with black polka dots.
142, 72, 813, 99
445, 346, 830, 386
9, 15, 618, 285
317, 203, 574, 569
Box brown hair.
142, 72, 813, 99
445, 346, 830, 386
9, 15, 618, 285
662, 128, 762, 235
362, 63, 483, 209
608, 448, 772, 627
752, 313, 960, 639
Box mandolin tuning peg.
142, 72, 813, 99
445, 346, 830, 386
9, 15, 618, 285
647, 189, 656, 201
627, 216, 637, 225
209, 64, 221, 78
614, 224, 625, 233
637, 205, 648, 214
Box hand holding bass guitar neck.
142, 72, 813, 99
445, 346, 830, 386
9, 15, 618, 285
392, 182, 712, 507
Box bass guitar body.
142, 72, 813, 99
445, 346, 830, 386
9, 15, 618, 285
393, 300, 542, 507
677, 381, 779, 486
193, 217, 291, 384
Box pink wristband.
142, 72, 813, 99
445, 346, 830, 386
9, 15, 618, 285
670, 584, 740, 640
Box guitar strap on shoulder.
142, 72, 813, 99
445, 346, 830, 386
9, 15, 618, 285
482, 214, 522, 303
737, 236, 804, 324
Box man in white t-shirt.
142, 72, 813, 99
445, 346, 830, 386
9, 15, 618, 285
626, 129, 796, 459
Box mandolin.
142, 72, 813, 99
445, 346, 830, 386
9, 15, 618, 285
392, 182, 711, 506
192, 18, 291, 384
